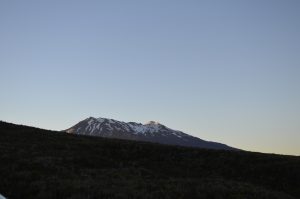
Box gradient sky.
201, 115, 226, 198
0, 0, 299, 155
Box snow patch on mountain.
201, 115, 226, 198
77, 117, 188, 137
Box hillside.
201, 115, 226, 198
0, 121, 299, 199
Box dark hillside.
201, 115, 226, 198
0, 121, 299, 199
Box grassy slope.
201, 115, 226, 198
0, 121, 299, 199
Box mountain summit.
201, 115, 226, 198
66, 117, 237, 150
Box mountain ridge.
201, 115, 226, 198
66, 117, 237, 150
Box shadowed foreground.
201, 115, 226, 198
0, 121, 299, 199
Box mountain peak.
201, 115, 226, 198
144, 121, 161, 125
66, 116, 237, 150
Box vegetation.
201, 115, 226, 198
0, 121, 299, 199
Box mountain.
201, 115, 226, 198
66, 117, 236, 150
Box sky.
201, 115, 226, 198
0, 0, 299, 155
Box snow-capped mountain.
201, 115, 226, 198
66, 117, 237, 150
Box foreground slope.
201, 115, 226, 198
0, 121, 299, 199
66, 117, 236, 150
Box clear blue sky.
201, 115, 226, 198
0, 0, 299, 155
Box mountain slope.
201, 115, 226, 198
0, 120, 299, 199
66, 117, 236, 150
